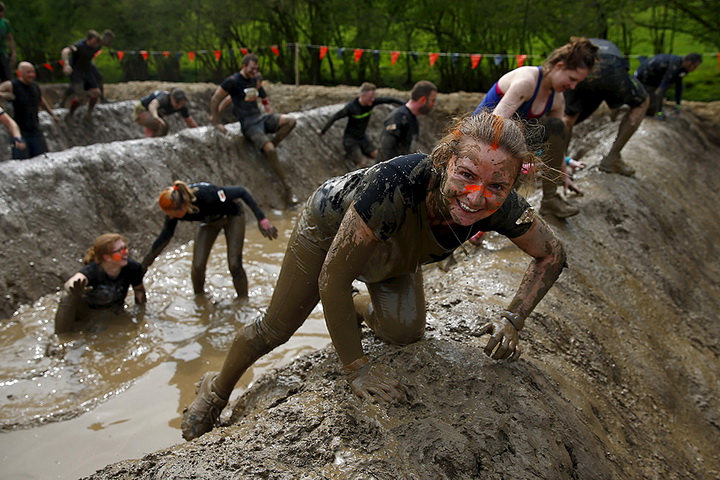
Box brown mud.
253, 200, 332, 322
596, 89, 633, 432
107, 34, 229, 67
0, 82, 718, 479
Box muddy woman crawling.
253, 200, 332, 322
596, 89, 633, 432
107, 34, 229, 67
54, 233, 146, 334
181, 111, 567, 440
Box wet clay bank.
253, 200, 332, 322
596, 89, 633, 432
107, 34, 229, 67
0, 83, 718, 478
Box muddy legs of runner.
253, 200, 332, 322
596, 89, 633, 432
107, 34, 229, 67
539, 118, 579, 218
191, 221, 222, 295
224, 215, 248, 299
262, 142, 299, 207
272, 116, 296, 146
600, 96, 649, 176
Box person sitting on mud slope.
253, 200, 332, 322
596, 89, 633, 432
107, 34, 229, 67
210, 53, 299, 207
376, 80, 437, 162
141, 181, 278, 299
133, 89, 198, 137
563, 38, 649, 177
472, 38, 599, 219
318, 82, 403, 168
180, 112, 567, 441
60, 29, 115, 117
55, 233, 146, 334
634, 52, 702, 120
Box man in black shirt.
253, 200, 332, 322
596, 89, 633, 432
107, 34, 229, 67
377, 80, 437, 162
0, 61, 59, 159
210, 54, 299, 207
133, 89, 198, 137
61, 29, 115, 116
563, 39, 649, 176
318, 82, 403, 168
635, 52, 702, 119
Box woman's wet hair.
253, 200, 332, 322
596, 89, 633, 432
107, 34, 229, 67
429, 112, 538, 188
84, 233, 128, 264
543, 37, 599, 71
158, 180, 199, 214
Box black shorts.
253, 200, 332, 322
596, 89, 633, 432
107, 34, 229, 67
240, 113, 282, 147
343, 134, 376, 157
70, 69, 100, 93
564, 56, 648, 124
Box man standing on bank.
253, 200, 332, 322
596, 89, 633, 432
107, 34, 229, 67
0, 62, 60, 159
377, 80, 437, 162
210, 54, 299, 207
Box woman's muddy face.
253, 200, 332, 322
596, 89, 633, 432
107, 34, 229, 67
440, 141, 517, 226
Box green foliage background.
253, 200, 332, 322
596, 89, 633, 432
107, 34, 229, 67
7, 0, 719, 100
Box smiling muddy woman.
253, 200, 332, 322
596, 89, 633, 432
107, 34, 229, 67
180, 111, 567, 440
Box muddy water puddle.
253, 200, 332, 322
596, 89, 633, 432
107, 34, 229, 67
0, 210, 525, 480
0, 211, 331, 479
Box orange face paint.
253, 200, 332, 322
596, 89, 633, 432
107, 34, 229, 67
463, 184, 493, 198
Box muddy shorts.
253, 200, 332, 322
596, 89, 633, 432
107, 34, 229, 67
132, 102, 147, 121
70, 69, 100, 94
343, 134, 377, 158
240, 113, 282, 148
564, 55, 648, 124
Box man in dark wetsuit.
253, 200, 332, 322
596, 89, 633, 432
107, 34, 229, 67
635, 52, 702, 119
318, 82, 403, 168
60, 29, 115, 116
133, 89, 198, 137
377, 80, 437, 162
210, 53, 299, 207
563, 38, 649, 176
0, 2, 16, 83
142, 181, 277, 299
0, 62, 60, 159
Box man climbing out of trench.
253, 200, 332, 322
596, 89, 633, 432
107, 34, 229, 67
563, 38, 649, 176
210, 53, 299, 208
180, 111, 567, 441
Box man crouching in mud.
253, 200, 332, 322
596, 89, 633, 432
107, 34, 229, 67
181, 111, 567, 440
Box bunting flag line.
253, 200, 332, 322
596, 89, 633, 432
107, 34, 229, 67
391, 50, 400, 66
319, 46, 329, 60
353, 48, 363, 63
429, 53, 439, 67
140, 50, 149, 61
516, 54, 527, 67
470, 54, 482, 69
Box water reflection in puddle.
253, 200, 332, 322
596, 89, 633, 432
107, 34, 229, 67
0, 210, 331, 480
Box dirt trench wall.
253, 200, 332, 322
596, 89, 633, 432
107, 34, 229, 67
0, 102, 404, 317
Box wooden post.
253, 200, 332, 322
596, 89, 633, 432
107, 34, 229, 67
294, 43, 300, 86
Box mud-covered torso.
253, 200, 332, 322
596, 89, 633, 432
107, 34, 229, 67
301, 154, 534, 283
78, 260, 144, 309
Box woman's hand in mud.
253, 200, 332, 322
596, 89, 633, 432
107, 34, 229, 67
476, 317, 522, 362
259, 218, 278, 240
563, 175, 583, 196
68, 277, 89, 298
348, 364, 405, 403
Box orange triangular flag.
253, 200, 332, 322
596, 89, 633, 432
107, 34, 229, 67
117, 51, 124, 62
163, 51, 170, 59
214, 50, 221, 61
391, 51, 400, 66
516, 54, 527, 67
319, 46, 329, 60
429, 53, 439, 66
140, 50, 149, 61
188, 51, 196, 61
470, 54, 482, 69
270, 45, 280, 56
354, 49, 363, 63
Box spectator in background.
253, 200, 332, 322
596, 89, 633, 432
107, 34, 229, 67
61, 29, 115, 117
210, 53, 299, 207
0, 61, 60, 159
0, 2, 16, 83
318, 82, 404, 168
563, 38, 649, 176
377, 80, 437, 162
635, 53, 702, 119
133, 89, 198, 137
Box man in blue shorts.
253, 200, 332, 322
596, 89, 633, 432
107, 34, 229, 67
563, 38, 649, 176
